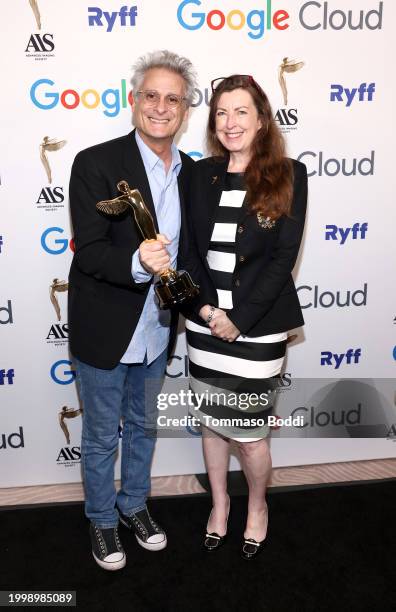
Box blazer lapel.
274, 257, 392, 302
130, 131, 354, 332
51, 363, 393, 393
177, 165, 187, 240
204, 157, 229, 252
121, 129, 159, 233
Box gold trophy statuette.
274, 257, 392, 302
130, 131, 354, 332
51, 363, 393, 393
96, 180, 199, 309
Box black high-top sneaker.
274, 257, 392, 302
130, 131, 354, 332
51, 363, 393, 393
89, 524, 126, 570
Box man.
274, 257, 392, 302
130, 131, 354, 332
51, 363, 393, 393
68, 50, 201, 570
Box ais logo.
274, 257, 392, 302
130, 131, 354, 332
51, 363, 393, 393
25, 33, 55, 61
46, 323, 69, 347
56, 446, 81, 465
41, 227, 74, 255
274, 108, 298, 131
36, 186, 64, 212
88, 6, 138, 31
56, 405, 82, 467
275, 57, 303, 133
177, 0, 289, 39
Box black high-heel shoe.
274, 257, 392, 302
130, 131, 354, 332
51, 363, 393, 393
241, 505, 268, 559
241, 537, 265, 560
203, 498, 230, 552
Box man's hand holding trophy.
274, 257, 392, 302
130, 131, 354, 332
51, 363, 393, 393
96, 180, 199, 309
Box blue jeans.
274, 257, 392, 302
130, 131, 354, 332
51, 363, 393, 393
74, 349, 167, 529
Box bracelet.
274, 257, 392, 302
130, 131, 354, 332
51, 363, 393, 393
206, 305, 216, 324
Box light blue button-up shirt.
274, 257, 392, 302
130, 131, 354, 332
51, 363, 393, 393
120, 130, 182, 365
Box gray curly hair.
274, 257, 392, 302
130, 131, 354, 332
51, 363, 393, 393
131, 50, 197, 107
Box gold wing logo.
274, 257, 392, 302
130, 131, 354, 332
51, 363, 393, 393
278, 57, 305, 106
40, 136, 66, 184
59, 406, 83, 445
50, 278, 68, 322
29, 0, 41, 30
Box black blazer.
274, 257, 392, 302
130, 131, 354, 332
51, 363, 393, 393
68, 129, 201, 369
184, 156, 308, 336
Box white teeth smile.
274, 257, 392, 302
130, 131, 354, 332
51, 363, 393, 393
149, 118, 169, 123
226, 132, 243, 138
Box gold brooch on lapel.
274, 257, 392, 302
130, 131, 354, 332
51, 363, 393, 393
257, 212, 276, 229
211, 176, 218, 184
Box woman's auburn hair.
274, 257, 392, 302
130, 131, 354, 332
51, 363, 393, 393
206, 76, 293, 219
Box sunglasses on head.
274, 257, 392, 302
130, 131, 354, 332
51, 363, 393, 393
210, 75, 264, 96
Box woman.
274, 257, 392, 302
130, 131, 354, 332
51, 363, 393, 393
185, 75, 307, 560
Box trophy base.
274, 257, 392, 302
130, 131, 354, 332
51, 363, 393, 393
154, 270, 199, 310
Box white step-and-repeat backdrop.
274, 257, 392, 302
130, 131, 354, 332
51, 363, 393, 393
1, 0, 395, 487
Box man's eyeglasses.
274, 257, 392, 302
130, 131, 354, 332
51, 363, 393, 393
211, 75, 264, 96
135, 90, 187, 108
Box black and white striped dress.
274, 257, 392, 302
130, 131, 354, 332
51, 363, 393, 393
186, 172, 287, 441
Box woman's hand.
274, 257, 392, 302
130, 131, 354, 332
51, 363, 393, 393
199, 304, 214, 322
209, 310, 240, 342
